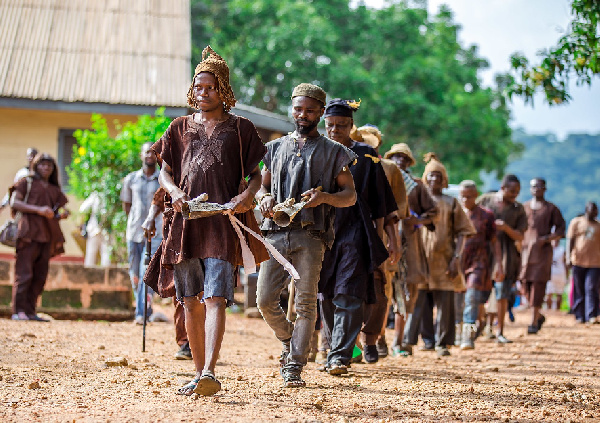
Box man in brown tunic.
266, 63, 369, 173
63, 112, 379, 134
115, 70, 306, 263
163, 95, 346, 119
383, 143, 438, 355
403, 154, 475, 356
520, 178, 565, 334
155, 47, 268, 396
477, 174, 528, 343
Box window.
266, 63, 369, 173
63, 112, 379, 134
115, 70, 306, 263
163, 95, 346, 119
57, 129, 78, 191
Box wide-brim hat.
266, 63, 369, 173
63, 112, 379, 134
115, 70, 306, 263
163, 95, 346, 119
383, 143, 416, 166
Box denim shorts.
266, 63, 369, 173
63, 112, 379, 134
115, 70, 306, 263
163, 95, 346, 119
173, 257, 236, 307
494, 280, 514, 301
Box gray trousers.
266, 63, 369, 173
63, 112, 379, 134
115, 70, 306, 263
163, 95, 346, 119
404, 289, 455, 348
320, 294, 364, 366
257, 229, 326, 367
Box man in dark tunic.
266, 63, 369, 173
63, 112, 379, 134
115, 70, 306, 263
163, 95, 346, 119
352, 125, 406, 358
383, 143, 438, 355
520, 178, 565, 334
318, 99, 397, 373
256, 85, 357, 388
458, 180, 504, 349
477, 174, 528, 344
156, 46, 269, 396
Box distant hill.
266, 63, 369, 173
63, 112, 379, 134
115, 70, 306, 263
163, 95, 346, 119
501, 129, 600, 224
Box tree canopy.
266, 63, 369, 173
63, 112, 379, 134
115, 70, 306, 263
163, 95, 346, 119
191, 0, 517, 183
508, 0, 600, 105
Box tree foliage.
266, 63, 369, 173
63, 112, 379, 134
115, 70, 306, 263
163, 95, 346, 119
506, 129, 600, 224
191, 0, 516, 183
68, 109, 171, 262
508, 0, 600, 105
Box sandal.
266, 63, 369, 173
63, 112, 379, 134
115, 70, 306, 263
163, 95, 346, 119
177, 377, 201, 396
194, 371, 221, 396
280, 365, 305, 388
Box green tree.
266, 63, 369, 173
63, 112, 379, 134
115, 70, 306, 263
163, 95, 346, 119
68, 109, 171, 262
508, 0, 600, 105
191, 0, 516, 183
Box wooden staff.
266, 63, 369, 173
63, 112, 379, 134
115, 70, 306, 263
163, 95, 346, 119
142, 234, 152, 352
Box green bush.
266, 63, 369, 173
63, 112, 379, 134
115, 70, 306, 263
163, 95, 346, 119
67, 108, 172, 263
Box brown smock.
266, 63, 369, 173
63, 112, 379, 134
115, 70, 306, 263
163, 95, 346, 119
153, 113, 268, 267
12, 176, 67, 257
477, 192, 528, 282
519, 200, 565, 282
421, 193, 476, 291
403, 178, 438, 285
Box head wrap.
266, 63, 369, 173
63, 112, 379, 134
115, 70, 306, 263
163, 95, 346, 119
187, 46, 236, 112
422, 152, 449, 188
324, 98, 361, 118
357, 125, 382, 149
291, 83, 327, 106
349, 125, 364, 142
383, 143, 416, 166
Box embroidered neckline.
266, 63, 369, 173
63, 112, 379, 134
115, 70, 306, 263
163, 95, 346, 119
184, 114, 236, 173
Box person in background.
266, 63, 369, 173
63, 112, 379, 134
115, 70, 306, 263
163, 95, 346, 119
546, 239, 567, 310
458, 180, 503, 349
79, 191, 111, 267
519, 178, 565, 334
477, 174, 528, 344
10, 153, 69, 321
384, 143, 438, 356
121, 142, 163, 325
567, 202, 600, 324
1, 147, 38, 211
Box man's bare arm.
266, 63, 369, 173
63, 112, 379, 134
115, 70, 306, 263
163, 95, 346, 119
496, 220, 525, 242
229, 165, 261, 214
158, 162, 189, 213
257, 168, 275, 218
302, 167, 356, 209
492, 236, 505, 281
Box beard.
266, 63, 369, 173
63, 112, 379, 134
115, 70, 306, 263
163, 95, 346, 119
295, 118, 319, 135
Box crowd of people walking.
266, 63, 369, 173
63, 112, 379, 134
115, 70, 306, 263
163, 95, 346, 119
2, 46, 599, 398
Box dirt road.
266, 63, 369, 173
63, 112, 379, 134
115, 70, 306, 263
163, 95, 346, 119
1, 308, 599, 422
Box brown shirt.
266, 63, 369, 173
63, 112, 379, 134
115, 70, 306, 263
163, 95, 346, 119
381, 158, 408, 219
567, 216, 600, 268
462, 205, 497, 291
477, 192, 528, 282
154, 113, 268, 267
402, 178, 438, 285
520, 200, 566, 281
13, 176, 67, 257
422, 193, 476, 291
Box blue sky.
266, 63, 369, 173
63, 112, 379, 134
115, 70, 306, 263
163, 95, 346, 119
363, 0, 600, 138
